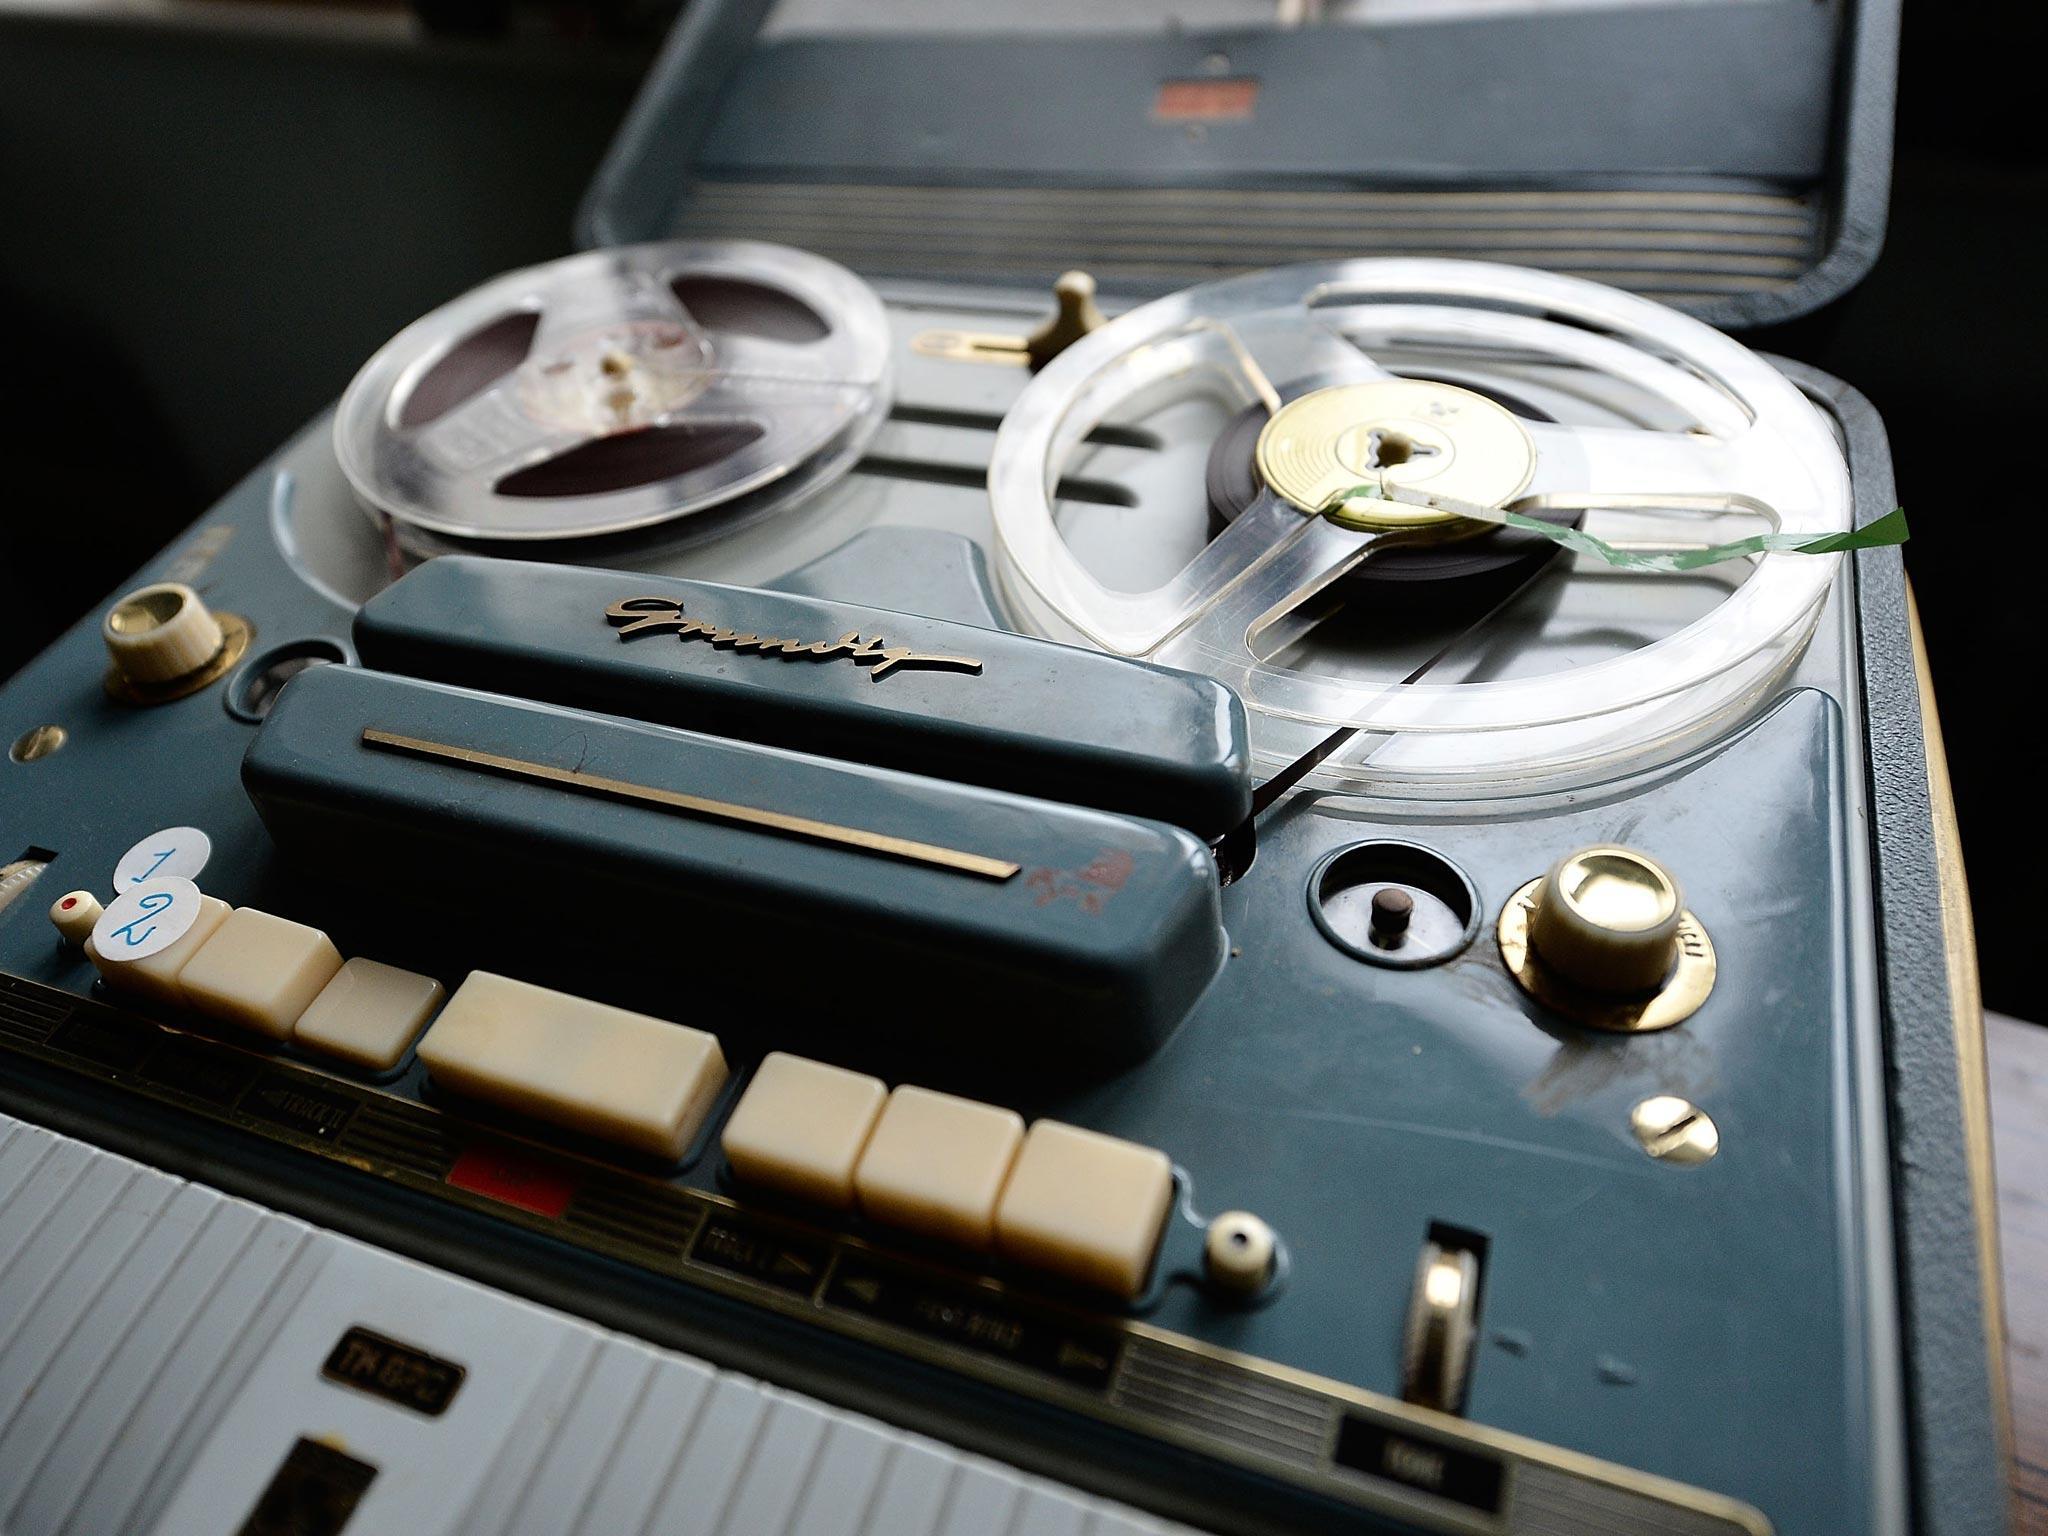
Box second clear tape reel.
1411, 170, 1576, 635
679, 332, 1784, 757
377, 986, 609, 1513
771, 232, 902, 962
987, 259, 1852, 798
333, 240, 892, 548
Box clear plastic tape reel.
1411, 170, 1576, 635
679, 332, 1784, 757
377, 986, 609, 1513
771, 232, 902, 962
334, 241, 892, 542
987, 259, 1853, 796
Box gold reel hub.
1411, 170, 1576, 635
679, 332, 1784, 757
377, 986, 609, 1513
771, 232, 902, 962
1254, 379, 1536, 531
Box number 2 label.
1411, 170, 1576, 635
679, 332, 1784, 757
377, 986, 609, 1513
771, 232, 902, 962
89, 876, 204, 963
110, 890, 174, 948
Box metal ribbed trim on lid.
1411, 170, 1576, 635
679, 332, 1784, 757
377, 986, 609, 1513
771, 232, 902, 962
676, 179, 1824, 307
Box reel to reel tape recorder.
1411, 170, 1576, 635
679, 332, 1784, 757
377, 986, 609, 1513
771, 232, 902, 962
0, 5, 2006, 1536
308, 241, 1864, 803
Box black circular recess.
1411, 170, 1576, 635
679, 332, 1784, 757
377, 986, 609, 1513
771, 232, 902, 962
226, 638, 352, 724
1204, 378, 1585, 599
1309, 841, 1481, 970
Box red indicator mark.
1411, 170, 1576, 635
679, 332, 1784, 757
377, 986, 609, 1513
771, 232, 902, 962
1152, 78, 1259, 122
446, 1142, 578, 1219
59, 897, 77, 911
1025, 848, 1137, 914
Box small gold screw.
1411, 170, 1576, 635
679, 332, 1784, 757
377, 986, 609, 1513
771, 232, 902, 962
1629, 1095, 1719, 1166
9, 724, 66, 764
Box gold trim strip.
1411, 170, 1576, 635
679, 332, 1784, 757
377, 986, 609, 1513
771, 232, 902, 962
1905, 585, 2016, 1472
360, 728, 1021, 882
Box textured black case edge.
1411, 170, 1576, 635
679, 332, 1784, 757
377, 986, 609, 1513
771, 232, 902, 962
1779, 357, 2011, 1536
1705, 0, 1901, 333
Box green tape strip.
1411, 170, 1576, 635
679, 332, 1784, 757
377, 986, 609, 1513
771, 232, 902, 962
1325, 484, 1908, 574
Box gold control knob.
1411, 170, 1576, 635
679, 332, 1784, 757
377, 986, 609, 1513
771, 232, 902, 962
1203, 1211, 1277, 1298
103, 583, 224, 685
1526, 845, 1684, 995
48, 890, 103, 947
101, 582, 250, 703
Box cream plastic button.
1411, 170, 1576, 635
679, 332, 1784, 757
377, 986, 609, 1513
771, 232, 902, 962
293, 958, 445, 1072
102, 582, 224, 686
179, 908, 345, 1039
1527, 845, 1684, 995
418, 972, 727, 1161
86, 891, 233, 1006
49, 890, 103, 946
721, 1052, 887, 1208
855, 1085, 1024, 1251
994, 1121, 1174, 1299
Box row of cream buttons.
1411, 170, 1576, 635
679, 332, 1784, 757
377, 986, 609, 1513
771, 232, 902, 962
65, 893, 1162, 1296
67, 883, 731, 1164
722, 1053, 1174, 1300
77, 892, 444, 1073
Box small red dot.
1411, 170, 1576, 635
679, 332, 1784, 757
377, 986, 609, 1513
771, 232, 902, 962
60, 897, 76, 910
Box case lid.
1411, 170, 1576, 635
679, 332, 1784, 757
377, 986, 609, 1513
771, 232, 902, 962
579, 0, 1898, 328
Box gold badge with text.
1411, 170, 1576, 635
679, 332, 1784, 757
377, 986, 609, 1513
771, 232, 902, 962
605, 597, 982, 682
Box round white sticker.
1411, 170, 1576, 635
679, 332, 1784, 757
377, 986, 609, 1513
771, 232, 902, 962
112, 826, 212, 894
90, 876, 205, 963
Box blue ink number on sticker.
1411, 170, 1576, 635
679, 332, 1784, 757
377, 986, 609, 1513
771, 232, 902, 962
132, 847, 178, 884
112, 890, 175, 948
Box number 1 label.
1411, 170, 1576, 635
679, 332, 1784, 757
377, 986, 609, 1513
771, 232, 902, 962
113, 827, 212, 893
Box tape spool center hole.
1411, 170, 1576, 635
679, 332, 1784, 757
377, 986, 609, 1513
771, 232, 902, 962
1346, 427, 1437, 472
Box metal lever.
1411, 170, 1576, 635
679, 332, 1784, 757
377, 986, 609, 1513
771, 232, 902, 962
1401, 1235, 1483, 1414
913, 271, 1106, 369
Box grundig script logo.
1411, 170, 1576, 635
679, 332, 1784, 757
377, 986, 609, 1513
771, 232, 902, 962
605, 597, 983, 682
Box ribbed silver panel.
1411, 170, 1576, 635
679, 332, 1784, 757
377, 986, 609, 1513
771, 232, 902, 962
0, 1117, 319, 1536
1513, 1463, 1763, 1536
1109, 1335, 1333, 1472
0, 1111, 1193, 1536
677, 180, 1822, 304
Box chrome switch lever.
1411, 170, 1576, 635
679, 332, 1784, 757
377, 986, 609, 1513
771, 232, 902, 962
1401, 1235, 1483, 1415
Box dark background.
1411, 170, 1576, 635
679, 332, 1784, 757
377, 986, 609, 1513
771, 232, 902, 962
0, 2, 2039, 1015
1747, 2, 2046, 1020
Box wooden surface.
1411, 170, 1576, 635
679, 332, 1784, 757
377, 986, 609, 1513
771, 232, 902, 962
1992, 1011, 2047, 1534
